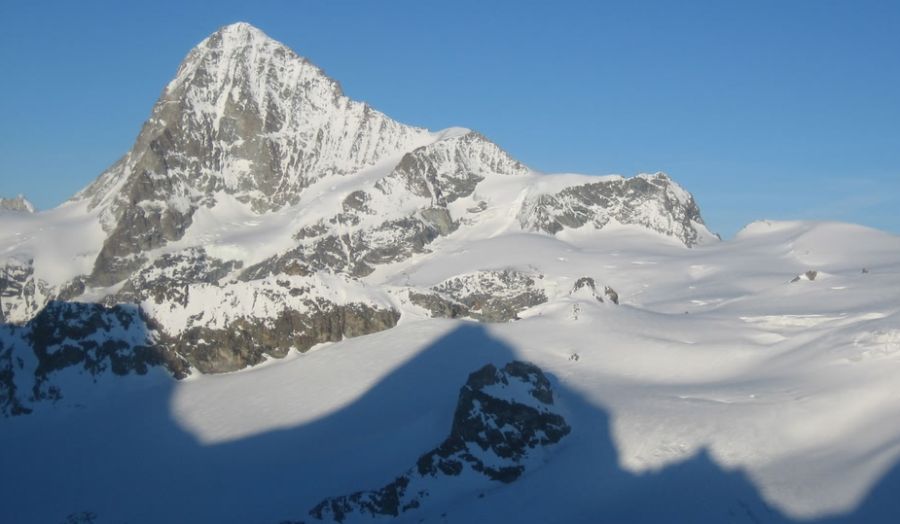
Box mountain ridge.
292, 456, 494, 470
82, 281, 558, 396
1, 21, 713, 384
0, 195, 35, 213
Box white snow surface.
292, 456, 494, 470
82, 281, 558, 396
0, 199, 105, 288
3, 219, 900, 523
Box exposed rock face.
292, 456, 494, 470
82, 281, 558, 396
243, 212, 452, 279
0, 258, 50, 324
114, 248, 242, 305
242, 131, 527, 279
791, 270, 819, 283
410, 270, 547, 322
604, 285, 619, 304
378, 131, 529, 207
571, 276, 603, 302
165, 300, 399, 374
308, 361, 571, 522
518, 173, 711, 246
135, 274, 402, 374
569, 277, 619, 304
408, 291, 468, 319
76, 22, 432, 285
0, 301, 187, 416
1, 273, 402, 412
0, 195, 35, 213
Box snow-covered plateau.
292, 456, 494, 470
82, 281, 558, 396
2, 22, 899, 524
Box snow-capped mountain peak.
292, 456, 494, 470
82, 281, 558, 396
1, 21, 714, 336
75, 22, 436, 284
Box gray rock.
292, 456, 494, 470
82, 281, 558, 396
790, 270, 819, 283
0, 301, 189, 416
244, 213, 451, 279
604, 285, 620, 305
0, 258, 51, 325
1, 288, 400, 412
166, 301, 399, 374
114, 248, 242, 305
0, 195, 35, 213
76, 23, 432, 286
518, 172, 710, 247
408, 291, 469, 319
429, 270, 548, 322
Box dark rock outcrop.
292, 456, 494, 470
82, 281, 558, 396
0, 294, 400, 412
114, 248, 242, 305
0, 301, 188, 416
308, 361, 570, 522
0, 258, 51, 325
77, 22, 431, 285
790, 270, 819, 283
518, 173, 709, 247
411, 270, 547, 322
167, 301, 399, 374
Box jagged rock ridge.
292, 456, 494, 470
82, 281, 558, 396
0, 195, 35, 213
307, 361, 571, 522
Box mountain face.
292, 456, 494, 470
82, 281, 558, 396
77, 22, 434, 285
0, 22, 714, 412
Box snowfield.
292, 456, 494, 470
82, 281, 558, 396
3, 220, 900, 523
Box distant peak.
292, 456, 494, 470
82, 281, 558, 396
0, 194, 35, 213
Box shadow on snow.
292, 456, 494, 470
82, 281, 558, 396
2, 321, 900, 523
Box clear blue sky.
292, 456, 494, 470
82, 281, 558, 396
1, 1, 898, 237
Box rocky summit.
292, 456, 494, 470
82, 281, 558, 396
0, 195, 35, 213
0, 22, 712, 414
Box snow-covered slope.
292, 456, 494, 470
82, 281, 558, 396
3, 221, 900, 523
4, 21, 899, 524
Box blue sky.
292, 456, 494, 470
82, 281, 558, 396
1, 1, 897, 237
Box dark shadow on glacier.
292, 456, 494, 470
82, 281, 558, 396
2, 321, 900, 523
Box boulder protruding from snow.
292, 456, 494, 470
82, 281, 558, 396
569, 277, 619, 304
791, 270, 819, 283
